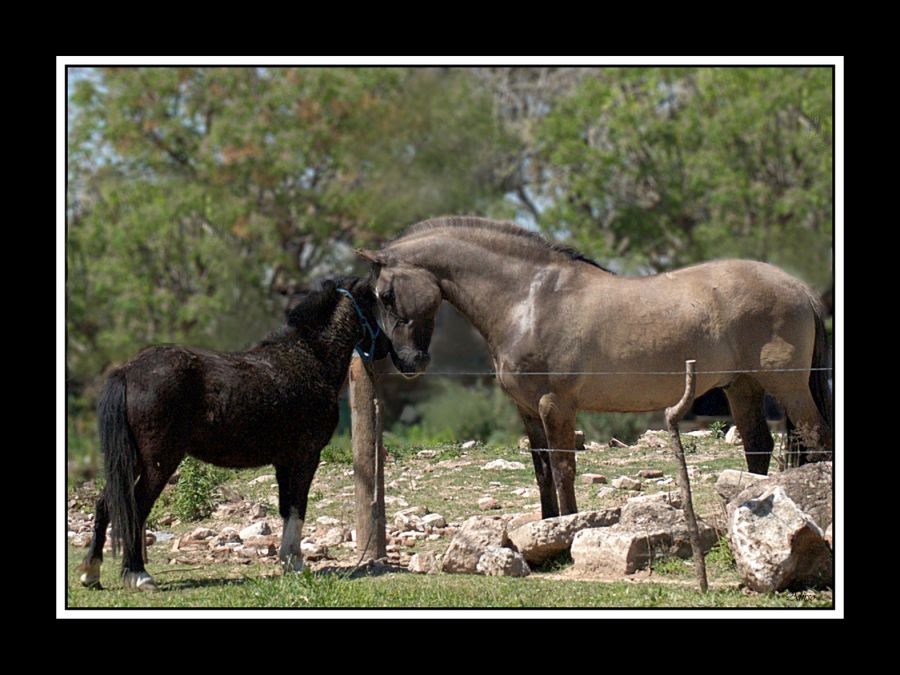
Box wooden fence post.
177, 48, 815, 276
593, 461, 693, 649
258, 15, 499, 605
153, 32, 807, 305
665, 359, 709, 593
349, 354, 386, 562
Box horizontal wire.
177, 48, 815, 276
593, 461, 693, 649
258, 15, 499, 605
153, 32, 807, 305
517, 448, 813, 454
383, 367, 833, 377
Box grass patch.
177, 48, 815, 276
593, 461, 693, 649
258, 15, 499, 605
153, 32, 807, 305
65, 550, 833, 609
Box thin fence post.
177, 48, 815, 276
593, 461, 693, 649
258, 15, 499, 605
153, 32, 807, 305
665, 359, 709, 593
349, 354, 386, 562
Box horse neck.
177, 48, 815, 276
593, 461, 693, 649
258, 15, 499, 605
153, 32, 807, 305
315, 300, 363, 384
274, 300, 359, 390
394, 236, 566, 348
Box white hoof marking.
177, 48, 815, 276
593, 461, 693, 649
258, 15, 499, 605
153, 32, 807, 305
79, 559, 102, 588
280, 509, 305, 574
123, 570, 158, 591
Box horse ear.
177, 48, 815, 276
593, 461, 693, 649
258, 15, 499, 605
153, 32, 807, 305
354, 248, 385, 266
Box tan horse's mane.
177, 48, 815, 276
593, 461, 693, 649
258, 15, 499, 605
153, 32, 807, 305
389, 216, 615, 274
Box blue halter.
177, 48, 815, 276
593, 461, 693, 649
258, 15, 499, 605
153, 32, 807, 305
336, 287, 382, 362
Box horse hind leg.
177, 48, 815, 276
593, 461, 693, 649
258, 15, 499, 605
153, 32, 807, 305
538, 394, 578, 516
764, 375, 832, 467
78, 492, 110, 589
121, 460, 179, 591
723, 375, 774, 475
518, 406, 560, 519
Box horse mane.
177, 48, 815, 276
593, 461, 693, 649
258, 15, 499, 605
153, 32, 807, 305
259, 276, 365, 347
390, 216, 614, 273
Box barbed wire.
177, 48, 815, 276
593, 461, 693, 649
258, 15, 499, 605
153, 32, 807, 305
382, 367, 833, 377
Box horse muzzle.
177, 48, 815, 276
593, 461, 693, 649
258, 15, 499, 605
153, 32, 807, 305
390, 346, 431, 379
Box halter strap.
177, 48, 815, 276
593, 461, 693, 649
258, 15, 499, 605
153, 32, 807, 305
335, 287, 381, 362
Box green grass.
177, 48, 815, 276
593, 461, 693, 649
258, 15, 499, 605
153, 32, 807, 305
65, 551, 832, 609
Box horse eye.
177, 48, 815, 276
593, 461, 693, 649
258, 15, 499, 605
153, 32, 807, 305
381, 289, 395, 305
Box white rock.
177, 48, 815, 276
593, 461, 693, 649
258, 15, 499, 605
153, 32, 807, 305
461, 440, 477, 449
572, 510, 718, 575
623, 491, 682, 513
725, 425, 742, 445
730, 485, 833, 592
685, 430, 713, 438
582, 473, 608, 484
478, 497, 501, 510
421, 513, 446, 529
408, 551, 437, 574
417, 449, 438, 458
715, 469, 766, 503
319, 527, 348, 547
482, 459, 527, 471
508, 509, 621, 564
239, 521, 271, 539
249, 474, 276, 485
442, 516, 509, 574
612, 476, 642, 491
477, 547, 531, 577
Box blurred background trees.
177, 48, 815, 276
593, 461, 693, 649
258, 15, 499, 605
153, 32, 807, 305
66, 66, 833, 476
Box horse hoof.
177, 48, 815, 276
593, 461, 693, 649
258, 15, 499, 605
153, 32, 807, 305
123, 570, 158, 591
79, 572, 102, 590
281, 554, 305, 574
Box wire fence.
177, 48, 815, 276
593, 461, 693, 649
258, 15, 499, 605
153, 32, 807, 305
378, 364, 833, 457
383, 367, 833, 377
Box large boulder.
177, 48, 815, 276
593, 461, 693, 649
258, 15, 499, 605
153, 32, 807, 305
726, 462, 832, 531
730, 485, 833, 592
476, 547, 531, 577
441, 516, 509, 574
508, 509, 621, 565
571, 501, 718, 575
715, 469, 767, 503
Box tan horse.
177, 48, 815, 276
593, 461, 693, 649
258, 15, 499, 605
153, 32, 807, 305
357, 217, 832, 518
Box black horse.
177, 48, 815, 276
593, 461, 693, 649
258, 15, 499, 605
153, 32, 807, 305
79, 276, 392, 590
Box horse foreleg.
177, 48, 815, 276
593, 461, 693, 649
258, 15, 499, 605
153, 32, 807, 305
538, 394, 578, 516
276, 461, 317, 573
519, 407, 559, 519
78, 492, 109, 589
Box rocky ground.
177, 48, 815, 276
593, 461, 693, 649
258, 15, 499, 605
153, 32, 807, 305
66, 427, 832, 598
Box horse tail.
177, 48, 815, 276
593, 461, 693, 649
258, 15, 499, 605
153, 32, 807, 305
98, 369, 139, 557
807, 291, 833, 431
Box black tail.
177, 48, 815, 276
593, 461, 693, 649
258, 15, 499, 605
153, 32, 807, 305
810, 307, 833, 432
98, 369, 139, 557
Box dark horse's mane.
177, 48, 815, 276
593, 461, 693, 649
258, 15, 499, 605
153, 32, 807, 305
392, 216, 614, 274
259, 275, 366, 347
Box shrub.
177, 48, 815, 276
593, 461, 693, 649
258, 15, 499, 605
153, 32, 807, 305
172, 456, 230, 521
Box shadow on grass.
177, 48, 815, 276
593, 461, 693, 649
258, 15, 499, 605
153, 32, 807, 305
313, 560, 410, 579
160, 576, 254, 592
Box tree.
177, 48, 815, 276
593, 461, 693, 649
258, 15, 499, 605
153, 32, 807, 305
530, 67, 833, 285
66, 67, 517, 387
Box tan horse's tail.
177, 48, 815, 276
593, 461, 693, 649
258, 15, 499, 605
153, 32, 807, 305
808, 291, 833, 432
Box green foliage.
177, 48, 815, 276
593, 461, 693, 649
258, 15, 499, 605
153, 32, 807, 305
706, 536, 736, 569
321, 434, 353, 464
652, 557, 693, 577
710, 420, 728, 440
172, 456, 230, 522
66, 66, 515, 393
394, 380, 522, 445
532, 67, 833, 286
